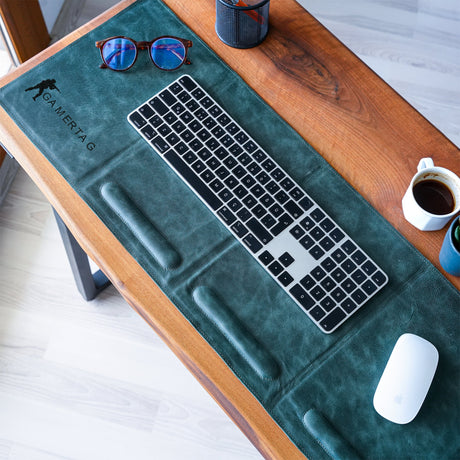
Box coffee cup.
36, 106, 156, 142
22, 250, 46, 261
402, 158, 460, 231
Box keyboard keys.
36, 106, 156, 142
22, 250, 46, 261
279, 252, 294, 267
331, 267, 346, 282
226, 122, 239, 134
285, 200, 303, 218
271, 214, 294, 236
228, 198, 243, 212
271, 168, 285, 181
320, 277, 335, 292
320, 308, 346, 332
275, 190, 289, 204
341, 259, 357, 274
244, 140, 257, 153
330, 228, 345, 242
179, 75, 196, 91
259, 250, 274, 265
299, 196, 313, 211
177, 91, 191, 103
129, 111, 146, 128
331, 248, 346, 263
237, 207, 251, 222
311, 226, 325, 241
311, 266, 326, 281
311, 286, 326, 301
310, 306, 326, 321
269, 261, 283, 276
217, 113, 230, 126
372, 271, 387, 286
320, 218, 334, 232
217, 206, 236, 225
319, 236, 334, 251
261, 214, 276, 229
300, 274, 315, 290
218, 188, 233, 201
163, 150, 223, 210
309, 245, 325, 260
279, 272, 294, 287
290, 225, 305, 239
247, 218, 273, 244
192, 87, 205, 99
170, 82, 183, 94
362, 280, 377, 295
352, 250, 366, 265
341, 279, 357, 293
269, 203, 283, 218
183, 151, 197, 164
141, 124, 155, 140
151, 136, 169, 153
321, 257, 336, 271
341, 239, 356, 254
290, 187, 303, 200
231, 221, 248, 238
311, 208, 325, 222
300, 235, 314, 250
159, 89, 176, 106
351, 269, 366, 283
150, 97, 169, 115
341, 298, 357, 314
129, 75, 388, 334
362, 260, 377, 275
242, 234, 262, 253
259, 157, 274, 171
300, 216, 314, 231
321, 296, 335, 312
351, 289, 366, 304
290, 284, 314, 310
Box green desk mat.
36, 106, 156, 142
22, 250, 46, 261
1, 0, 458, 458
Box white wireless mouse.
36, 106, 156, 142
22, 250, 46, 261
373, 333, 439, 424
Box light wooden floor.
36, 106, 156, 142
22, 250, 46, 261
0, 1, 459, 459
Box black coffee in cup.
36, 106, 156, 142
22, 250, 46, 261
413, 179, 455, 215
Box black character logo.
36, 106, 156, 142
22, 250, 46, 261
25, 78, 60, 101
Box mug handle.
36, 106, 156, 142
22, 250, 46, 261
417, 157, 434, 171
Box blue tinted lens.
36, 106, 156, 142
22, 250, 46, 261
102, 38, 136, 70
150, 38, 186, 70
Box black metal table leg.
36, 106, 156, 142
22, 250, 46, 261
53, 209, 111, 301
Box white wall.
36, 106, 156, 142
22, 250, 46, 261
39, 0, 65, 32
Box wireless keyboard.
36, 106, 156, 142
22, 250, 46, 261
128, 75, 388, 333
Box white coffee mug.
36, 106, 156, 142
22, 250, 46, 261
402, 158, 460, 231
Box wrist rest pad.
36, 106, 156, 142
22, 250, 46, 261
1, 0, 458, 458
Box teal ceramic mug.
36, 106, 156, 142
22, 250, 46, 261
439, 216, 460, 276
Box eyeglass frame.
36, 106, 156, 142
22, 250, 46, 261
95, 35, 193, 72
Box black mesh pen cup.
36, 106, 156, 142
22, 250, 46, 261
216, 0, 270, 49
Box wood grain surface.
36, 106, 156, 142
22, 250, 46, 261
0, 0, 458, 459
160, 0, 460, 288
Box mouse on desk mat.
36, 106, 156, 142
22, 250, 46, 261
373, 333, 439, 424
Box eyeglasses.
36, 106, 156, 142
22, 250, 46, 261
95, 36, 193, 72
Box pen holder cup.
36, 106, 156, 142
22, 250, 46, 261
216, 0, 270, 49
439, 216, 460, 276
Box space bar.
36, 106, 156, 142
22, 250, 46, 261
164, 151, 223, 211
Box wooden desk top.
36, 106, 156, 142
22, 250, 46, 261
0, 1, 458, 458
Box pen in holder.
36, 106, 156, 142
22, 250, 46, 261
216, 0, 270, 49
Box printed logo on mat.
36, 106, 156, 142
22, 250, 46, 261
24, 78, 96, 151
25, 78, 60, 100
